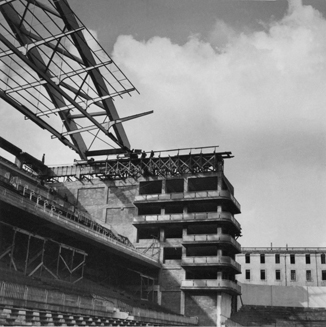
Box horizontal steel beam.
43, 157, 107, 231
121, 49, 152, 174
56, 110, 153, 137
0, 27, 84, 58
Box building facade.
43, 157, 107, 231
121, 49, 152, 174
51, 149, 242, 326
237, 247, 326, 287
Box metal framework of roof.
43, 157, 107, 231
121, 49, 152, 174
0, 0, 149, 160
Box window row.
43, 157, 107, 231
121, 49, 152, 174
245, 269, 326, 281
139, 177, 218, 195
137, 202, 229, 215
245, 253, 326, 264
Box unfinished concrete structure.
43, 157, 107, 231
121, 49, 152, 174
0, 0, 242, 325
49, 147, 242, 325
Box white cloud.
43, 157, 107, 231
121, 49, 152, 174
112, 1, 326, 246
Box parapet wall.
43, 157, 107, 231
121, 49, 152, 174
240, 283, 326, 308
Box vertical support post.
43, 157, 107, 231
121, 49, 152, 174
159, 227, 165, 243
140, 275, 143, 300
159, 228, 165, 263
9, 230, 17, 271
24, 235, 31, 275
184, 177, 188, 193
180, 290, 185, 315
152, 278, 155, 302
70, 250, 75, 282
57, 245, 62, 278
216, 293, 222, 327
40, 239, 46, 277
103, 187, 109, 222
161, 179, 166, 194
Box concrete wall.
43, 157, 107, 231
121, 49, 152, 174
54, 178, 138, 242
185, 293, 217, 326
160, 267, 184, 314
240, 283, 326, 308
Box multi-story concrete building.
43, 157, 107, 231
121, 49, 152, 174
237, 247, 326, 287
51, 147, 242, 326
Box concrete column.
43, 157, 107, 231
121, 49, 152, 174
15, 157, 22, 169
157, 286, 162, 305
180, 290, 185, 315
184, 178, 188, 193
162, 179, 166, 194
217, 205, 222, 213
217, 227, 222, 235
160, 227, 165, 242
182, 245, 187, 259
217, 293, 222, 327
217, 175, 222, 191
159, 246, 164, 263
161, 207, 165, 215
102, 187, 109, 222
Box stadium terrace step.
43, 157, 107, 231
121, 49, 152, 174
229, 305, 326, 326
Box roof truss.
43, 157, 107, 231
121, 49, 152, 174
0, 0, 145, 159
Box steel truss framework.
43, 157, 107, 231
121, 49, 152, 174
47, 147, 233, 181
0, 220, 87, 283
0, 0, 146, 159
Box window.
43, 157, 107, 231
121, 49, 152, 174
306, 270, 312, 281
260, 254, 265, 264
139, 181, 162, 195
166, 179, 184, 193
321, 254, 326, 264
245, 253, 250, 264
245, 270, 250, 280
306, 254, 311, 264
188, 177, 217, 192
260, 270, 266, 280
275, 270, 281, 280
291, 270, 296, 281
163, 247, 182, 263
290, 254, 295, 264
275, 254, 280, 264
322, 270, 326, 281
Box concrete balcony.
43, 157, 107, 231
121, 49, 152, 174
181, 256, 241, 273
181, 279, 241, 294
134, 190, 241, 213
133, 211, 241, 230
182, 234, 241, 252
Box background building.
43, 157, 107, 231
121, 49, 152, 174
237, 247, 326, 287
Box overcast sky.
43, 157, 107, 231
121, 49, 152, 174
1, 0, 326, 248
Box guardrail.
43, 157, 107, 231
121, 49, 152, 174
0, 281, 198, 325
183, 234, 241, 252
182, 256, 241, 271
134, 190, 241, 212
0, 184, 159, 265
0, 281, 114, 313
181, 279, 241, 294
134, 211, 241, 230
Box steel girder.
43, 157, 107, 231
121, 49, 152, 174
0, 0, 141, 160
